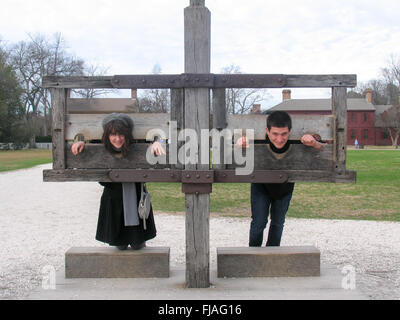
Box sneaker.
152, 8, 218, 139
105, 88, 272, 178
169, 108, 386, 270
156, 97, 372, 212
130, 242, 146, 250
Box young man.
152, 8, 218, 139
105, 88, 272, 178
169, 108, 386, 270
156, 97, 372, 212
237, 111, 323, 247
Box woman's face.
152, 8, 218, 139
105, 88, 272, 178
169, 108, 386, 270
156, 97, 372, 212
109, 133, 125, 149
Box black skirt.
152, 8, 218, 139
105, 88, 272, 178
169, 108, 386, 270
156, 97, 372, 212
95, 182, 157, 246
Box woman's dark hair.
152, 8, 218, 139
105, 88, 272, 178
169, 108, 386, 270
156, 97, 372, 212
102, 119, 134, 157
266, 111, 292, 131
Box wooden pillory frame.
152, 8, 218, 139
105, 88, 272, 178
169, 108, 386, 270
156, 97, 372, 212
42, 0, 356, 288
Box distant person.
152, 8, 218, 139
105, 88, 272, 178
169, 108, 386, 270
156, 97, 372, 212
237, 111, 324, 247
354, 138, 359, 149
71, 113, 165, 250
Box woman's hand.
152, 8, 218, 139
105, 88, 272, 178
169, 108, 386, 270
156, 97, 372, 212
235, 136, 250, 148
150, 141, 166, 156
71, 141, 85, 155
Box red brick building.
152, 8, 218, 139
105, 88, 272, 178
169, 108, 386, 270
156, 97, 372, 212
269, 89, 396, 146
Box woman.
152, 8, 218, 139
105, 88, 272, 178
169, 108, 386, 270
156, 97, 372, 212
71, 113, 165, 250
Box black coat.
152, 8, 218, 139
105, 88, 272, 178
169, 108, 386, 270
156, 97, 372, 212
95, 182, 157, 246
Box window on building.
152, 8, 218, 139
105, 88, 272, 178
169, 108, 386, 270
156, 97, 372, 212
351, 130, 355, 139
364, 113, 368, 122
383, 131, 389, 139
351, 112, 356, 122
364, 129, 368, 139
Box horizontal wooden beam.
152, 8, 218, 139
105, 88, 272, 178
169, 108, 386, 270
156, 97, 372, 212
65, 142, 336, 171
67, 98, 137, 114
66, 113, 170, 141
43, 76, 114, 88
43, 168, 356, 183
226, 114, 333, 141
229, 144, 335, 171
42, 74, 357, 89
65, 113, 333, 141
65, 143, 333, 171
66, 143, 170, 170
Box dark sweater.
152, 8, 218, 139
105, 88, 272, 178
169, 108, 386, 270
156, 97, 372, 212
258, 141, 294, 200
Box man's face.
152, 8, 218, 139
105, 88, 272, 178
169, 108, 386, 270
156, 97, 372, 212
266, 126, 290, 149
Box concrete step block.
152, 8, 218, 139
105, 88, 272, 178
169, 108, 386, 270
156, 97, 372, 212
65, 247, 170, 278
217, 246, 320, 278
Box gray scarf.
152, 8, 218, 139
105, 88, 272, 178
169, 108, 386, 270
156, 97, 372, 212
112, 145, 139, 227
122, 183, 140, 226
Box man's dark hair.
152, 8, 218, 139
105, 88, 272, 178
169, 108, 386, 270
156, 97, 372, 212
266, 111, 292, 131
102, 119, 134, 157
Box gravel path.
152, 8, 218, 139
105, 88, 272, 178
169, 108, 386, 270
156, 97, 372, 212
1, 164, 399, 300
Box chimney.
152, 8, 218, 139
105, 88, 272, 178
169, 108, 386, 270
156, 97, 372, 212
282, 89, 291, 101
251, 104, 261, 114
131, 89, 138, 100
365, 88, 373, 104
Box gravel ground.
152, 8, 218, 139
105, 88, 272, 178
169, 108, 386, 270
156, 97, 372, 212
0, 164, 399, 300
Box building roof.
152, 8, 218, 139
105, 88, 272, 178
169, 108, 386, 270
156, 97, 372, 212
270, 98, 376, 111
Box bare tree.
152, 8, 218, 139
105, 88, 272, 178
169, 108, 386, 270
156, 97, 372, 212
379, 105, 400, 148
10, 33, 85, 142
72, 63, 116, 99
348, 79, 388, 105
138, 64, 170, 113
381, 54, 400, 105
221, 64, 269, 114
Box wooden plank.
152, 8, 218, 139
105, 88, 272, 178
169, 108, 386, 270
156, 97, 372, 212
227, 114, 334, 141
51, 88, 67, 169
67, 98, 137, 114
43, 76, 114, 89
332, 87, 348, 174
65, 113, 333, 141
65, 113, 169, 141
228, 144, 334, 171
43, 74, 357, 89
170, 89, 185, 169
43, 169, 112, 182
184, 1, 211, 289
212, 88, 227, 170
65, 247, 170, 278
65, 144, 170, 169
214, 74, 285, 88
217, 246, 320, 278
43, 168, 356, 183
285, 74, 357, 88
212, 89, 227, 130
285, 169, 356, 183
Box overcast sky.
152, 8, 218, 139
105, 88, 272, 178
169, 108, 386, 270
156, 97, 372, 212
1, 0, 399, 107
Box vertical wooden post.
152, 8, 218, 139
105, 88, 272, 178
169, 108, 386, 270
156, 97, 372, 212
332, 87, 347, 174
184, 0, 211, 288
50, 88, 67, 169
170, 89, 185, 169
212, 88, 227, 170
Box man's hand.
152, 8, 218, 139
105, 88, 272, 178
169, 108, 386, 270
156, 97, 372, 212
71, 141, 85, 155
235, 136, 250, 149
150, 141, 166, 156
301, 134, 323, 150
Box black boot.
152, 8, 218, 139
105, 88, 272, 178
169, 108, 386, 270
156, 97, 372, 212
130, 242, 146, 250
117, 245, 128, 250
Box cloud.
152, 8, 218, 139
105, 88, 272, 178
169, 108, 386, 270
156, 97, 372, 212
1, 0, 399, 105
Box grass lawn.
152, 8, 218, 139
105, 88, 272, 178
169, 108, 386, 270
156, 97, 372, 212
2, 148, 399, 221
148, 150, 400, 222
0, 149, 52, 172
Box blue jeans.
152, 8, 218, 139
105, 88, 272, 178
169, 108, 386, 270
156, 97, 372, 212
249, 183, 293, 247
